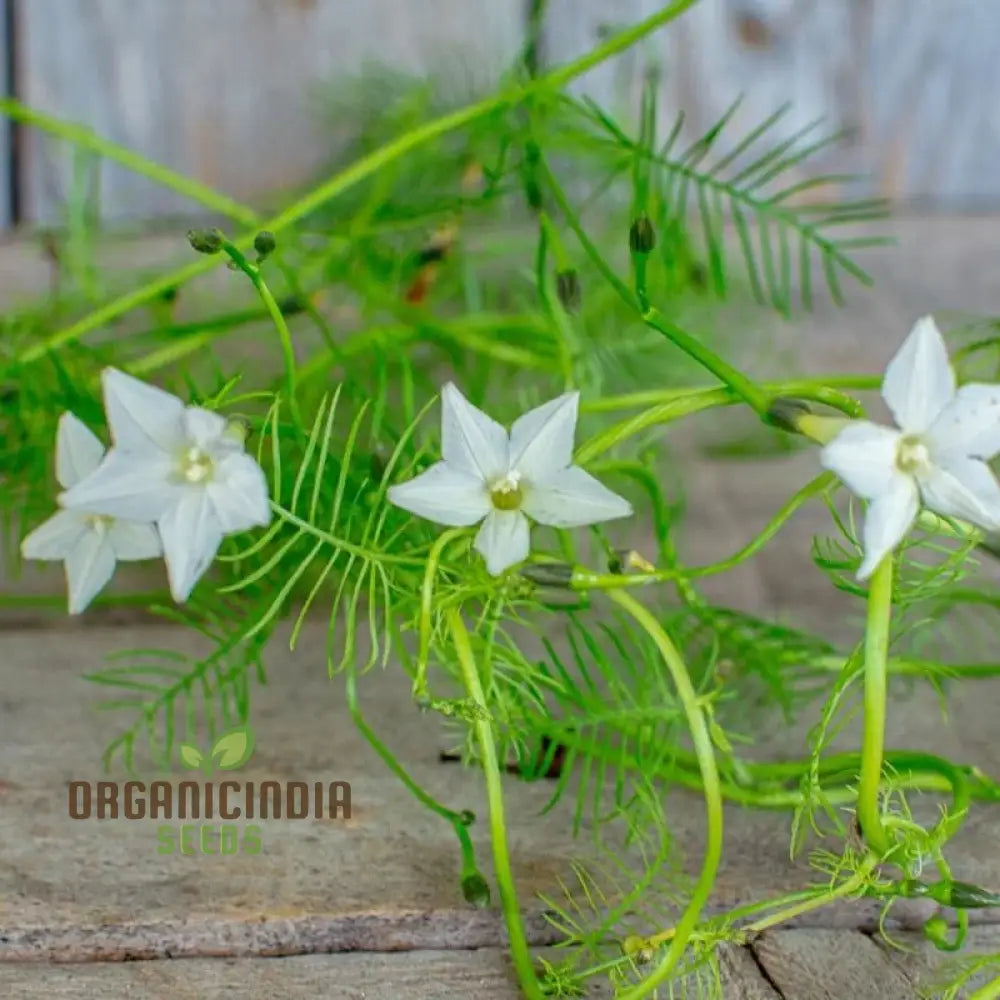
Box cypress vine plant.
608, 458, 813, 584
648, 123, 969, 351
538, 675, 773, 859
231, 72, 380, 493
5, 2, 1000, 997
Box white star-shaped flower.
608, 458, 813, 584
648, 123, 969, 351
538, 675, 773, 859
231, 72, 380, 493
388, 383, 633, 575
821, 315, 1000, 579
21, 412, 162, 613
59, 368, 272, 603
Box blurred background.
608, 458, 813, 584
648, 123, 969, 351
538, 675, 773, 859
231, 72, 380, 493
3, 0, 1000, 231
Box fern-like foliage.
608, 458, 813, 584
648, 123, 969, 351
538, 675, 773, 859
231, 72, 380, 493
555, 93, 890, 314
222, 387, 433, 674
84, 592, 270, 771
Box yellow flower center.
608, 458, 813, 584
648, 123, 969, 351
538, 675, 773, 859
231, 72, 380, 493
896, 434, 931, 474
181, 446, 214, 484
489, 473, 523, 511
85, 514, 114, 533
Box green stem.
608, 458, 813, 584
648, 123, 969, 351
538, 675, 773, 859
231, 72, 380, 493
607, 590, 723, 1000
857, 555, 895, 857
220, 240, 300, 423
448, 608, 543, 1000
567, 472, 834, 591
641, 306, 770, 414
17, 1, 698, 365
969, 973, 1000, 1000
415, 527, 470, 700
740, 861, 876, 936
0, 98, 260, 227
344, 668, 481, 891
539, 157, 768, 414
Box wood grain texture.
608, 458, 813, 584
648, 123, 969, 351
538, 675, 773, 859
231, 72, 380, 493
17, 0, 524, 224
2, 615, 1000, 963
752, 929, 915, 1000
0, 950, 520, 1000
542, 0, 1000, 206
717, 942, 783, 999
873, 926, 1000, 999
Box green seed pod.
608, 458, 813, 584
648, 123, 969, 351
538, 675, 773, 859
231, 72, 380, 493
187, 228, 225, 254
938, 880, 1000, 909
461, 872, 491, 908
629, 216, 656, 254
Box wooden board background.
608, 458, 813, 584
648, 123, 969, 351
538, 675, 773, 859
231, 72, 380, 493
4, 0, 1000, 225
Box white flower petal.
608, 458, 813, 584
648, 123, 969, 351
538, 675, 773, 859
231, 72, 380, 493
108, 520, 163, 561
102, 367, 186, 452
474, 510, 530, 575
388, 461, 491, 526
820, 421, 902, 499
522, 465, 632, 527
857, 476, 919, 580
183, 407, 229, 448
60, 450, 181, 521
928, 383, 1000, 461
209, 452, 272, 533
509, 392, 579, 480
440, 383, 508, 482
918, 458, 1000, 531
64, 532, 117, 614
21, 509, 88, 560
881, 315, 955, 432
55, 413, 105, 489
158, 492, 223, 602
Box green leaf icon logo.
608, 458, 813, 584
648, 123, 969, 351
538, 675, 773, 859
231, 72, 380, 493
178, 743, 204, 770
211, 726, 254, 771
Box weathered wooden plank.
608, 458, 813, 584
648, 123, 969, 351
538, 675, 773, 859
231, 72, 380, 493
0, 949, 521, 1000
17, 0, 524, 224
3, 616, 1000, 963
752, 929, 915, 1000
874, 927, 1000, 999
718, 942, 783, 1000
542, 0, 1000, 206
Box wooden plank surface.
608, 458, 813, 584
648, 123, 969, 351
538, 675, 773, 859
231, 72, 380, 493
0, 949, 522, 1000
2, 617, 1000, 963
752, 929, 916, 1000
16, 0, 524, 224
542, 0, 1000, 206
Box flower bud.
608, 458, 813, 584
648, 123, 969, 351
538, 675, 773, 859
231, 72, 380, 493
555, 269, 581, 312
921, 915, 951, 949
520, 562, 575, 588
459, 809, 476, 826
629, 216, 656, 254
187, 228, 224, 254
461, 871, 491, 908
765, 397, 813, 435
277, 294, 307, 316
254, 230, 277, 261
